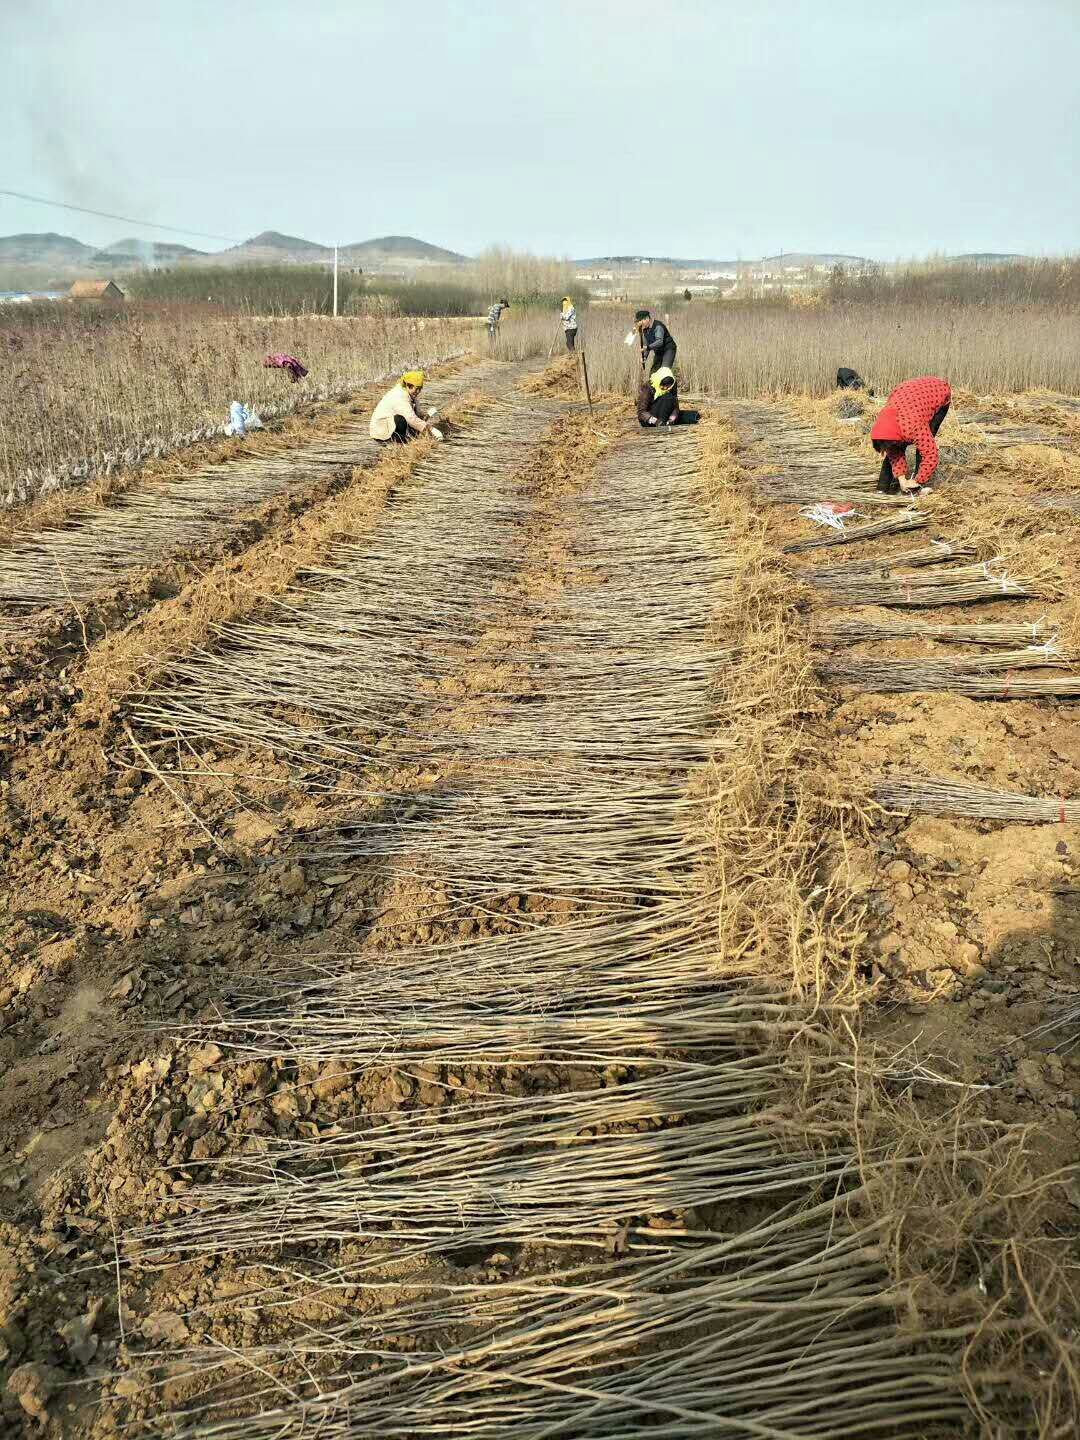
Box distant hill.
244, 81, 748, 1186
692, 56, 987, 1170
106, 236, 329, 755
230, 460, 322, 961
92, 237, 207, 265
759, 252, 866, 269
950, 252, 1026, 264
340, 235, 467, 265
221, 230, 332, 263
575, 255, 738, 269
575, 253, 868, 270
0, 232, 96, 265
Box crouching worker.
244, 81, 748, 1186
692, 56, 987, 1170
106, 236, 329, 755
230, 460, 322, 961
871, 375, 951, 494
370, 370, 441, 445
638, 366, 684, 427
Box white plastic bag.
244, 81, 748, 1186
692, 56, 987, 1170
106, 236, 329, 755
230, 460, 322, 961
225, 401, 263, 437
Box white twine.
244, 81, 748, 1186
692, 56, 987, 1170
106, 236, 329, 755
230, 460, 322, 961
798, 503, 864, 532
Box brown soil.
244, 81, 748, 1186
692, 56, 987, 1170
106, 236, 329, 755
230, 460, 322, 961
755, 394, 1080, 1325
0, 367, 623, 1435
2, 363, 1079, 1436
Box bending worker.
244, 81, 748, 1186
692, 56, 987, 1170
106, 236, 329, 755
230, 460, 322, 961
370, 369, 440, 445
871, 375, 951, 494
561, 296, 578, 351
487, 297, 510, 341
637, 367, 680, 427
634, 309, 676, 374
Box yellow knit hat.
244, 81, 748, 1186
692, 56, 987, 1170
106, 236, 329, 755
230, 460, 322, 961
650, 366, 676, 398
401, 369, 425, 389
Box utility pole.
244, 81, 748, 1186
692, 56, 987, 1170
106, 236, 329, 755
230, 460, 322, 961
333, 245, 339, 317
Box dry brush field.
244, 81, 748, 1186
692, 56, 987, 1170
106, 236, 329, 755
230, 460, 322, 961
1, 306, 1079, 1438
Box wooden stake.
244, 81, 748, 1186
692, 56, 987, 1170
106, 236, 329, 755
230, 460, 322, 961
578, 348, 593, 410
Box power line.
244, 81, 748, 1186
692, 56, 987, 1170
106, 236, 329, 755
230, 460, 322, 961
0, 188, 241, 245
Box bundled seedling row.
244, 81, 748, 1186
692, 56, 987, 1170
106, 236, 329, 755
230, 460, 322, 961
0, 360, 517, 615
783, 509, 927, 553
130, 394, 568, 769
814, 617, 1058, 649
141, 1202, 970, 1440
873, 775, 1080, 823
179, 902, 798, 1065
821, 644, 1080, 698
126, 399, 983, 1438
807, 564, 1038, 608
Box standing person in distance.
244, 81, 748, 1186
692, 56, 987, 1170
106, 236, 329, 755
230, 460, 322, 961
634, 308, 676, 375
487, 297, 510, 343
369, 369, 441, 445
871, 375, 951, 494
560, 296, 578, 351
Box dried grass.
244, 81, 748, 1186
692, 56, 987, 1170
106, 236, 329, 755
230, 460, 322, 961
517, 306, 1080, 398
852, 1064, 1080, 1439
696, 415, 869, 1002
0, 307, 466, 510
703, 407, 1080, 1433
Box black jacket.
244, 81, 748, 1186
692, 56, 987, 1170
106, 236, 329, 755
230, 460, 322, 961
641, 319, 676, 362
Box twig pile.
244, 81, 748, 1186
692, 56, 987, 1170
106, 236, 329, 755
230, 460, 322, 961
807, 561, 1037, 608
730, 403, 909, 506
873, 775, 1080, 822
822, 645, 1080, 697
814, 617, 1057, 648
140, 1206, 970, 1439
783, 510, 926, 553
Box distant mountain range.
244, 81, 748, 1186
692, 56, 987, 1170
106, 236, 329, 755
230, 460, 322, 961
0, 230, 468, 273
575, 252, 869, 270
0, 232, 1035, 279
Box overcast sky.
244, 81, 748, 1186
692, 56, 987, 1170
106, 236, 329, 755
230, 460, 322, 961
2, 0, 1077, 261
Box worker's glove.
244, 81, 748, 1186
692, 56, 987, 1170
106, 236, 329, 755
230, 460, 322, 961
647, 416, 659, 426
427, 407, 439, 419
666, 416, 678, 426
429, 426, 444, 442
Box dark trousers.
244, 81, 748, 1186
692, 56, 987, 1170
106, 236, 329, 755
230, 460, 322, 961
644, 343, 676, 374
565, 328, 577, 352
876, 402, 949, 491
378, 414, 414, 446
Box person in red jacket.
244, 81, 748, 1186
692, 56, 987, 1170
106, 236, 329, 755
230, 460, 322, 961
870, 376, 951, 494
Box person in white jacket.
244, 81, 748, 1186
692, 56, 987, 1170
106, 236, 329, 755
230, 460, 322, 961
369, 370, 440, 444
561, 296, 578, 352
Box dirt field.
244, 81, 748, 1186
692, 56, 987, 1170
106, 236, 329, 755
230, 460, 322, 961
1, 355, 1078, 1436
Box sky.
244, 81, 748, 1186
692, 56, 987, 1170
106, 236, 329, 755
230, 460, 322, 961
1, 0, 1077, 262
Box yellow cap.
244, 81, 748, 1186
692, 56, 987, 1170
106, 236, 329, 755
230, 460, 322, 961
401, 369, 425, 388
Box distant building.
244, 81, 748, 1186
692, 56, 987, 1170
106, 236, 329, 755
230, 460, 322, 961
69, 279, 125, 304
0, 290, 66, 306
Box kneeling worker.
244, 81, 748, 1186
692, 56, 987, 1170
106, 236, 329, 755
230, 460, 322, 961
871, 375, 951, 494
637, 366, 681, 427
369, 370, 441, 445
